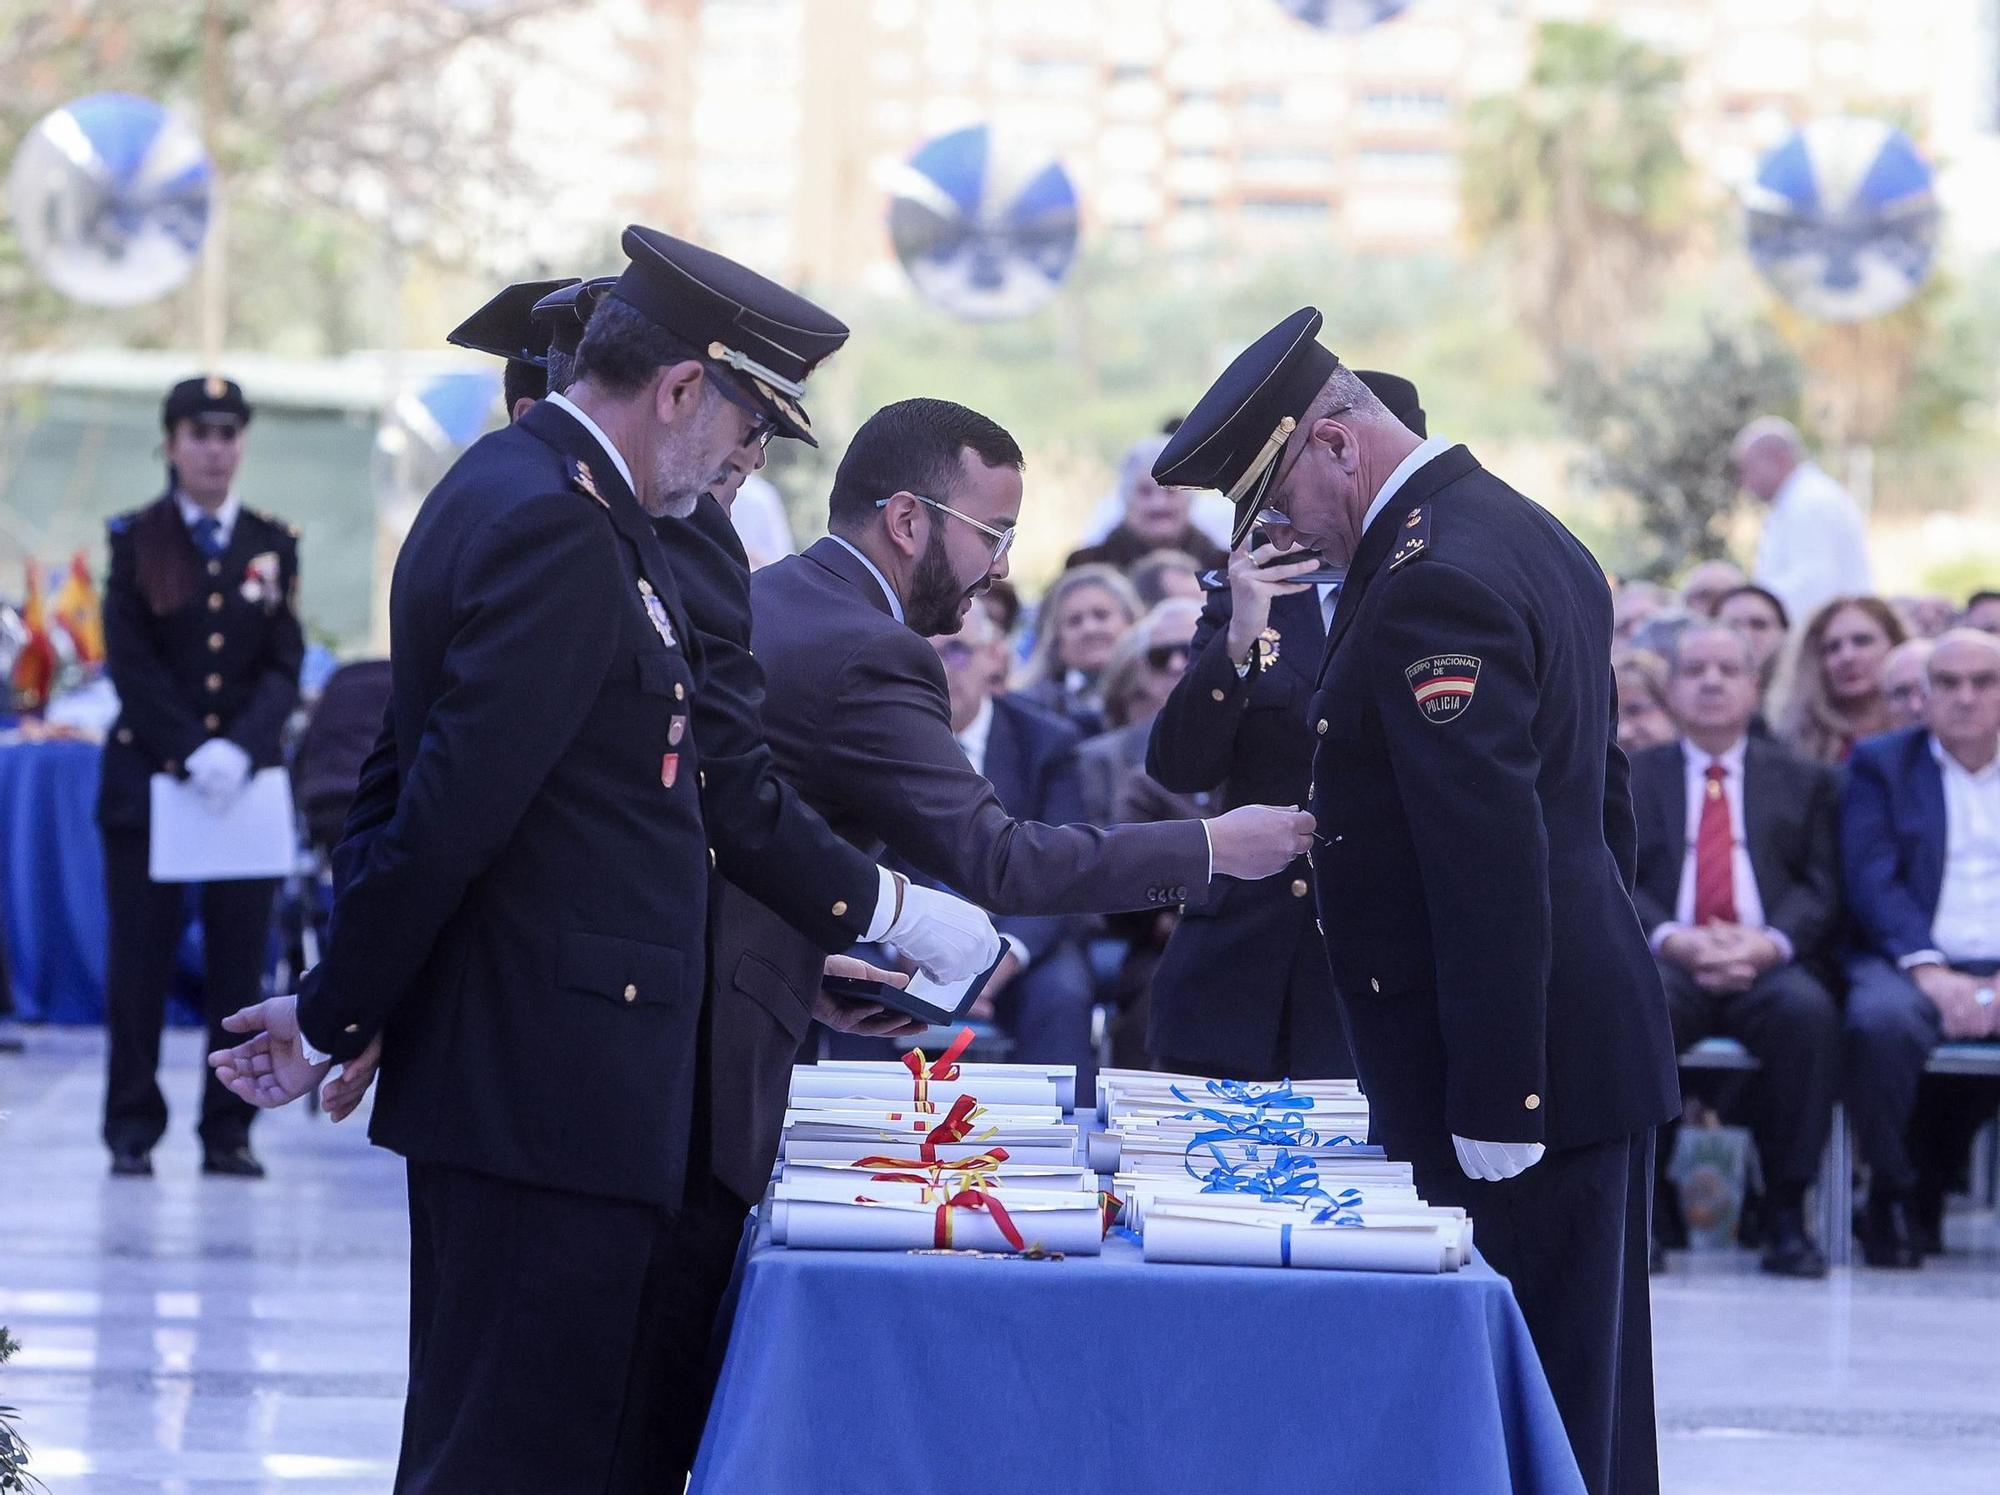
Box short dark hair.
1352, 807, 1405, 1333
827, 398, 1023, 532
1717, 583, 1790, 632
570, 294, 701, 396
503, 357, 547, 411
1970, 589, 2000, 610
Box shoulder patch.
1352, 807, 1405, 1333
570, 457, 609, 510
107, 513, 134, 535
1387, 505, 1429, 572
1405, 653, 1481, 723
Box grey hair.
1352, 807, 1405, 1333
1730, 415, 1803, 463
1665, 618, 1758, 674
1928, 627, 2000, 680
1309, 364, 1396, 426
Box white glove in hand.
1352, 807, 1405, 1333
1452, 1135, 1546, 1182
884, 881, 1003, 983
185, 738, 252, 809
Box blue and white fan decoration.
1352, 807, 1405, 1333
1273, 0, 1414, 29
887, 124, 1080, 322
1742, 116, 1940, 323
6, 92, 214, 306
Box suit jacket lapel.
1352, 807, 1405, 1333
1317, 445, 1481, 683
804, 535, 899, 619
1909, 733, 1949, 904
1741, 737, 1778, 897
1664, 742, 1690, 880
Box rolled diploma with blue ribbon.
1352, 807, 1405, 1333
1141, 1203, 1457, 1273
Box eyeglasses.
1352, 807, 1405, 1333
1252, 401, 1352, 528
706, 365, 780, 449
1144, 643, 1191, 672
876, 492, 1016, 564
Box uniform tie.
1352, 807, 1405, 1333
190, 513, 224, 559
1693, 762, 1737, 925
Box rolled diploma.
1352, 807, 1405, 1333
773, 1196, 1105, 1254
780, 1161, 1098, 1192
793, 1066, 1074, 1110
1142, 1206, 1454, 1273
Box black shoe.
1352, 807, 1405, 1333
109, 1147, 153, 1178
201, 1144, 266, 1179
1856, 1190, 1923, 1269
1911, 1184, 1946, 1257
1758, 1201, 1828, 1278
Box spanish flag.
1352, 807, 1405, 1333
52, 550, 103, 665
11, 559, 57, 711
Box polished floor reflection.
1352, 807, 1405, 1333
4, 1028, 1998, 1493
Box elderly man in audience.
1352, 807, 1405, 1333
1843, 629, 2000, 1268
1065, 435, 1228, 575
1965, 589, 2000, 636
1680, 559, 1746, 618
1883, 639, 1936, 732
1732, 416, 1872, 620
1629, 623, 1843, 1277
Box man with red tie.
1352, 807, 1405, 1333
1627, 622, 1844, 1276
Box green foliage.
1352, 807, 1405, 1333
1556, 326, 1802, 581
0, 1323, 40, 1494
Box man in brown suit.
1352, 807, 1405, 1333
707, 398, 1315, 1200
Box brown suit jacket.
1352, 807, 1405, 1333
708, 537, 1212, 1199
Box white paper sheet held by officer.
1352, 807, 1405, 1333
148, 768, 296, 882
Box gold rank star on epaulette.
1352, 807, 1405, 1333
1388, 506, 1430, 571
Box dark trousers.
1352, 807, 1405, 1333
1845, 956, 2000, 1194
1418, 1133, 1658, 1495
100, 829, 274, 1153
396, 1160, 748, 1495
1658, 959, 1840, 1191
1003, 941, 1102, 1097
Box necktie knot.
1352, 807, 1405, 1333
191, 514, 223, 558
1705, 762, 1727, 797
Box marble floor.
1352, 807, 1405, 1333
4, 1028, 1999, 1494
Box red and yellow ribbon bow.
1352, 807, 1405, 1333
932, 1188, 1025, 1251
902, 1026, 976, 1109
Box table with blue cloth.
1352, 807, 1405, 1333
0, 737, 109, 1022
692, 1215, 1585, 1495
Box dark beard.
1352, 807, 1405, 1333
905, 523, 975, 637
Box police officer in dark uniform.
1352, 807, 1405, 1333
1156, 310, 1680, 1495
1144, 371, 1422, 1081
444, 275, 579, 418
208, 228, 989, 1493
99, 377, 302, 1179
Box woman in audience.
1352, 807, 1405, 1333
1014, 564, 1140, 735
1128, 549, 1204, 608
1776, 594, 1908, 765
1613, 648, 1675, 755
1717, 584, 1791, 699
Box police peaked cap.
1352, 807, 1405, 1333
604, 225, 849, 447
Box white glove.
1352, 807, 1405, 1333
883, 880, 1003, 983
185, 738, 252, 809
1452, 1135, 1546, 1182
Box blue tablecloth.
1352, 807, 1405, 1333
0, 738, 108, 1022
692, 1220, 1585, 1495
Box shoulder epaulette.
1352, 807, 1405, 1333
1387, 505, 1430, 572
107, 513, 135, 535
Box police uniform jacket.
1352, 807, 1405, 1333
296, 400, 711, 1210
1146, 581, 1345, 1076
98, 496, 303, 830
1306, 445, 1679, 1168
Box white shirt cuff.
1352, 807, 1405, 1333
1000, 933, 1031, 970
1900, 949, 1949, 971
1200, 820, 1215, 882
299, 1028, 334, 1067
863, 866, 900, 943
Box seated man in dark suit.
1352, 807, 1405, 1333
927, 603, 1100, 1080
1630, 622, 1843, 1276
1844, 628, 2000, 1268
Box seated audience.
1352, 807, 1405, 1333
1614, 579, 1674, 645
1629, 624, 1843, 1277
1065, 436, 1227, 574
1777, 595, 1908, 765
1680, 559, 1747, 618
1842, 629, 2000, 1269
1964, 589, 2000, 636
1883, 639, 1935, 731
1013, 563, 1140, 736
1614, 648, 1676, 754
1072, 599, 1204, 826
1627, 608, 1695, 661
1129, 548, 1204, 608
928, 604, 1099, 1081
1894, 594, 1958, 640
1716, 584, 1791, 701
